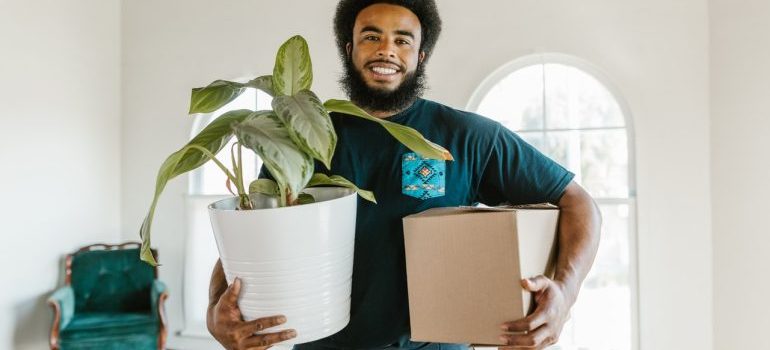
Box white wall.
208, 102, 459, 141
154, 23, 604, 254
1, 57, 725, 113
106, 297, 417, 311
121, 1, 712, 349
711, 1, 770, 349
0, 0, 122, 349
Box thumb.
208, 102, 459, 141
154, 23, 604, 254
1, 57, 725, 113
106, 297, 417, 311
221, 277, 242, 306
521, 275, 550, 292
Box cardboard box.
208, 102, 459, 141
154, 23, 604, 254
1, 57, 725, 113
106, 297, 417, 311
402, 204, 559, 346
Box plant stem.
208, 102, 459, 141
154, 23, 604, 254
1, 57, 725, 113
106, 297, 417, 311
235, 143, 253, 210
187, 145, 238, 186
238, 144, 244, 176
230, 142, 239, 187
277, 184, 288, 207
230, 142, 243, 194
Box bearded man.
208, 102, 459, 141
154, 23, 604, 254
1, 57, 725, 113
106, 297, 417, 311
207, 1, 602, 349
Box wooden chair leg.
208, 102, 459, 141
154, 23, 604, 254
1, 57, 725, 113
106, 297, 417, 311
48, 300, 61, 350
158, 292, 169, 350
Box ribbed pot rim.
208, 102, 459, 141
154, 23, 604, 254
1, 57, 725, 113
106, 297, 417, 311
208, 187, 356, 213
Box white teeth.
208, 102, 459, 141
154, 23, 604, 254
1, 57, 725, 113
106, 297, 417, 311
372, 67, 397, 75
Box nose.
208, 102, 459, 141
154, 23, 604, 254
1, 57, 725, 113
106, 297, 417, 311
375, 40, 397, 59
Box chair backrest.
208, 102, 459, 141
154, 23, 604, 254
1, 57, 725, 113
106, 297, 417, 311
68, 243, 156, 313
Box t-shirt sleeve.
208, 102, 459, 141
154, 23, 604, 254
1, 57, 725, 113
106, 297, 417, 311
257, 165, 275, 180
475, 125, 575, 206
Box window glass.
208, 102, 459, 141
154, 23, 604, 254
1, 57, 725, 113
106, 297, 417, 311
476, 65, 544, 131
189, 89, 271, 195
544, 63, 625, 129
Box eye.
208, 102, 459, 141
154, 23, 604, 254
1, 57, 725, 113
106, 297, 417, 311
396, 39, 412, 46
364, 35, 379, 41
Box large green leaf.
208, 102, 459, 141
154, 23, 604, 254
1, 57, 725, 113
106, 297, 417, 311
323, 99, 454, 161
297, 193, 316, 205
139, 109, 255, 265
189, 80, 247, 114
308, 173, 377, 204
246, 75, 276, 97
248, 178, 279, 197
272, 90, 336, 169
233, 112, 313, 205
189, 76, 275, 114
272, 35, 313, 96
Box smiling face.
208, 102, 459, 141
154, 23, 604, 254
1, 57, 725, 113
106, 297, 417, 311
347, 3, 426, 93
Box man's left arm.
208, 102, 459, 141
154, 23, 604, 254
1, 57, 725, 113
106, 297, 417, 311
499, 181, 602, 349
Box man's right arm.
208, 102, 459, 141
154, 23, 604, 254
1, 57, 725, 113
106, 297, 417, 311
207, 259, 297, 349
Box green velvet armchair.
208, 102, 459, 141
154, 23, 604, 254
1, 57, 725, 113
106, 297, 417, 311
47, 242, 168, 350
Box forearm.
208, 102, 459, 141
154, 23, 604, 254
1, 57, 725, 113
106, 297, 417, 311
553, 181, 602, 304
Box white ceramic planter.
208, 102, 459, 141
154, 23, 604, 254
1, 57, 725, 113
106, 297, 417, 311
208, 187, 357, 345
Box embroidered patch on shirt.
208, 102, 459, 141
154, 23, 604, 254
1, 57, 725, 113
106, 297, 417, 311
402, 152, 446, 200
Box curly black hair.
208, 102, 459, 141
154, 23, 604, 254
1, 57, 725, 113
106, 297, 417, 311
333, 0, 442, 63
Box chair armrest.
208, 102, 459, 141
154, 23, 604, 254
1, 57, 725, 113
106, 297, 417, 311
151, 280, 168, 316
48, 286, 74, 350
48, 286, 74, 329
151, 280, 169, 349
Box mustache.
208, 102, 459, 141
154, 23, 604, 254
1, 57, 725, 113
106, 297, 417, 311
339, 56, 427, 113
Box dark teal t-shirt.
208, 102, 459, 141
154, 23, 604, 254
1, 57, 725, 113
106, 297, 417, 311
266, 98, 574, 349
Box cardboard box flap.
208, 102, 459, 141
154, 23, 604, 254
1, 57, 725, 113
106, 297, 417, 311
458, 203, 558, 211
404, 204, 557, 220
510, 203, 557, 209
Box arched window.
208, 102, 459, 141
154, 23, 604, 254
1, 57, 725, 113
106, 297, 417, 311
182, 86, 272, 337
468, 54, 637, 350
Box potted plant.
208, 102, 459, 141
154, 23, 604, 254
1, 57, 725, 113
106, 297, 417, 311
138, 35, 452, 344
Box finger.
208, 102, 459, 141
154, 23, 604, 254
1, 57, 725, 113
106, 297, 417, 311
237, 315, 287, 337
220, 277, 242, 307
521, 275, 550, 292
241, 329, 297, 349
500, 308, 549, 332
499, 325, 555, 348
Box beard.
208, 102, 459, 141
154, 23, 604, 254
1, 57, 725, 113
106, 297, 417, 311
339, 57, 427, 114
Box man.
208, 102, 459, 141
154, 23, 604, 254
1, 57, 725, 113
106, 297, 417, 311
207, 1, 601, 349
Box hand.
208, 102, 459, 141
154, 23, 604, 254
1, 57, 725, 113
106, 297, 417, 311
498, 275, 573, 349
207, 260, 297, 349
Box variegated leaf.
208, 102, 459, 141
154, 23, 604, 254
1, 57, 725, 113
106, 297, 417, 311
189, 80, 247, 114
272, 35, 313, 96
233, 112, 313, 205
323, 99, 454, 161
297, 193, 316, 205
246, 75, 276, 97
273, 90, 336, 169
140, 109, 254, 265
248, 178, 279, 197
190, 77, 276, 114
308, 173, 376, 203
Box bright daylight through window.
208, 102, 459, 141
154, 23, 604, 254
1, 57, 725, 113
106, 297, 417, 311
471, 57, 636, 350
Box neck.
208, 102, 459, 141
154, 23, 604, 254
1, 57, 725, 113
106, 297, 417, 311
358, 99, 416, 119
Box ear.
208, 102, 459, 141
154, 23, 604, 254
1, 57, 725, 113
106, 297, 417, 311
419, 51, 426, 63
346, 42, 352, 57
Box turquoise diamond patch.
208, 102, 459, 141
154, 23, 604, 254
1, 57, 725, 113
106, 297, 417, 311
402, 152, 446, 200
